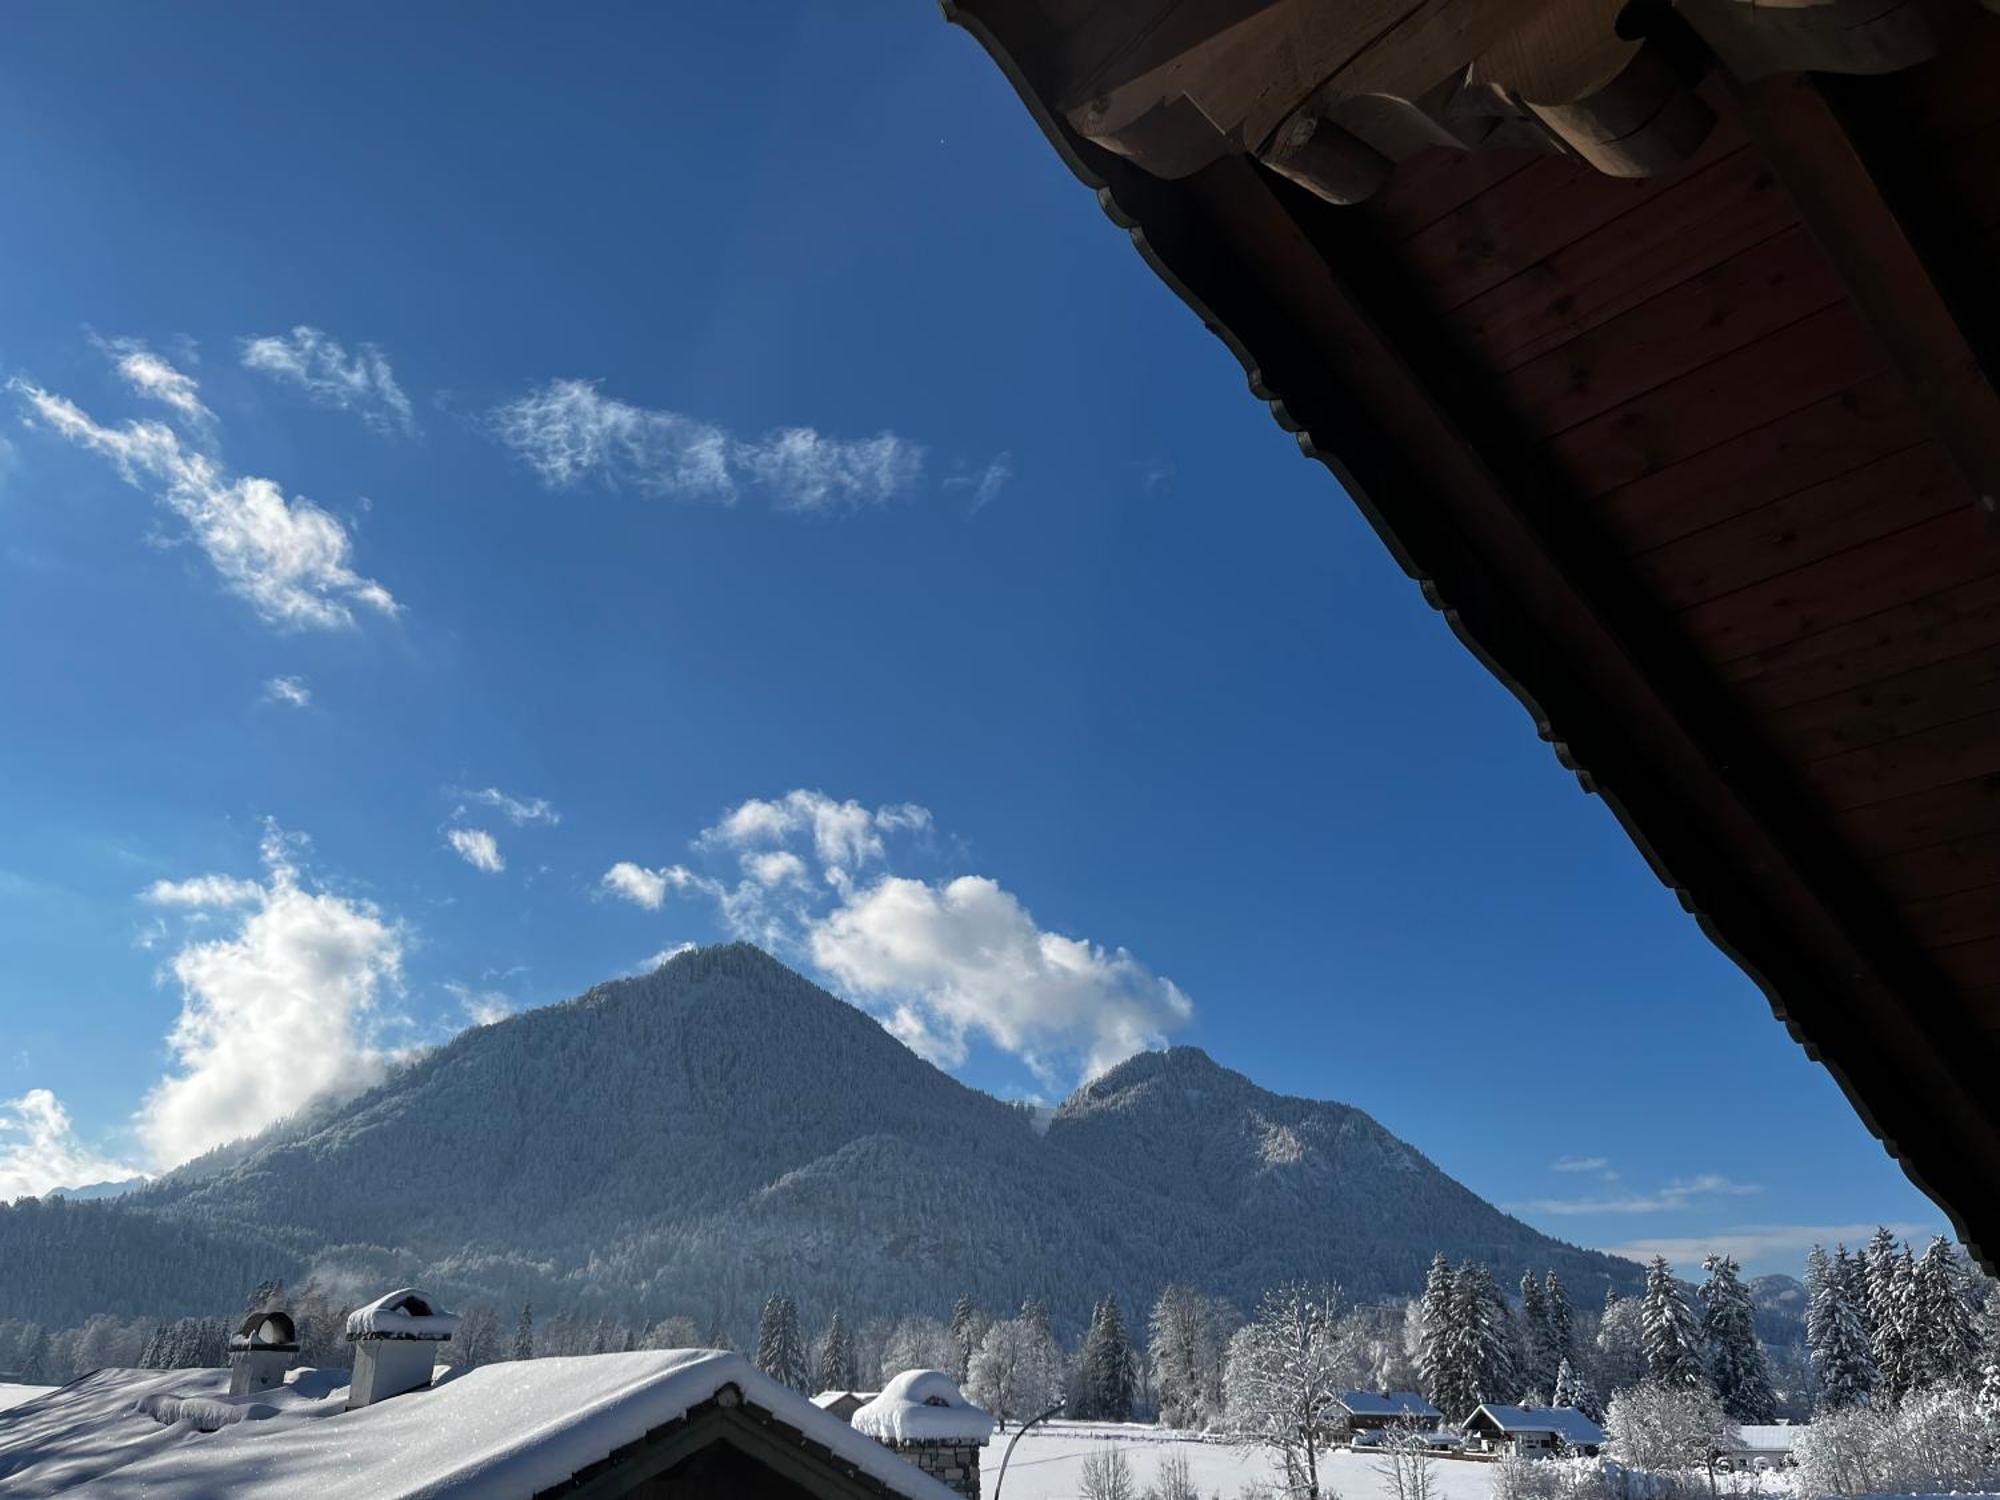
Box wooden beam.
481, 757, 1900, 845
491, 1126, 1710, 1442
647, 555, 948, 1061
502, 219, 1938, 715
1728, 71, 2000, 520
947, 0, 2000, 1265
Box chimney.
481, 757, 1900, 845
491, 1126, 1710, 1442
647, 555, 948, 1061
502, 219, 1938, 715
344, 1287, 458, 1410
227, 1310, 298, 1396
851, 1369, 994, 1500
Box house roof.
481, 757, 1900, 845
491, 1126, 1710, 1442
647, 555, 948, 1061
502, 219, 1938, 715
942, 0, 2000, 1272
0, 1351, 962, 1499
1467, 1405, 1607, 1447
1731, 1424, 1802, 1453
1339, 1391, 1442, 1419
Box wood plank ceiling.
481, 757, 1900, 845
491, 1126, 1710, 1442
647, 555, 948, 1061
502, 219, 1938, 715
945, 0, 2000, 1264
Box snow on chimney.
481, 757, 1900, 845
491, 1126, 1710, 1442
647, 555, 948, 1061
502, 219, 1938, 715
851, 1370, 994, 1500
344, 1288, 459, 1410
227, 1310, 298, 1396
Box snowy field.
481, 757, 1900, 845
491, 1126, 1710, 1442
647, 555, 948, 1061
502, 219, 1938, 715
981, 1422, 1500, 1500
0, 1384, 54, 1412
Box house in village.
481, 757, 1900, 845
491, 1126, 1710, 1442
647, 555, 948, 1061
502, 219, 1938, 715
1462, 1404, 1607, 1457
1716, 1423, 1801, 1471
0, 1289, 991, 1499
1337, 1390, 1445, 1444
813, 1389, 881, 1424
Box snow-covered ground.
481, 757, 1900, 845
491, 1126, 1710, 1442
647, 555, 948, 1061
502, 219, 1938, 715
0, 1384, 55, 1412
981, 1422, 1501, 1500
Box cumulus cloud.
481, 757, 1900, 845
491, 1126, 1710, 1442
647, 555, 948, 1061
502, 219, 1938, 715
9, 351, 397, 630
446, 827, 504, 874
460, 786, 559, 827
489, 378, 924, 512
0, 1088, 142, 1201
136, 825, 403, 1168
263, 674, 311, 708
240, 326, 416, 438
601, 861, 671, 910
616, 791, 1192, 1083
812, 874, 1193, 1079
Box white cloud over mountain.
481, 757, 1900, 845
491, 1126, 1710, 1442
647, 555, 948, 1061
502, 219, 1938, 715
0, 1088, 141, 1201
604, 790, 1193, 1083
239, 325, 417, 438
135, 824, 403, 1168
489, 378, 924, 512
9, 345, 397, 630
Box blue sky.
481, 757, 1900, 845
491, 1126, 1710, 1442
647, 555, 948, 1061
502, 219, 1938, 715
0, 3, 1938, 1278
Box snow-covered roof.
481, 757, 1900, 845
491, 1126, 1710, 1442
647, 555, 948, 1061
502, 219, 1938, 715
1730, 1424, 1801, 1453
813, 1388, 878, 1407
1467, 1405, 1607, 1446
0, 1351, 965, 1499
851, 1369, 996, 1446
1340, 1391, 1443, 1419
345, 1288, 461, 1342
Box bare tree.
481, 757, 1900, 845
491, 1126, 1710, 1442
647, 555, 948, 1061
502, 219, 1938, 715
1225, 1281, 1346, 1498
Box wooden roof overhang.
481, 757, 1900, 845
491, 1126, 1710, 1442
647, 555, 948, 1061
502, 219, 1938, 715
942, 0, 2000, 1267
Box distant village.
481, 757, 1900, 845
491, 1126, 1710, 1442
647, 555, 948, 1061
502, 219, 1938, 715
4, 1229, 1998, 1496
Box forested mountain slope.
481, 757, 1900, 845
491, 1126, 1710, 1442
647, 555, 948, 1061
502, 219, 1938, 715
0, 944, 1635, 1333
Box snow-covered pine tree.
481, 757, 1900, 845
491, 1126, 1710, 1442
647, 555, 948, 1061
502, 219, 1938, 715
1418, 1253, 1473, 1420
815, 1312, 856, 1393
1552, 1356, 1601, 1420
1521, 1271, 1551, 1400
1149, 1283, 1233, 1430
1018, 1297, 1067, 1410
513, 1303, 535, 1362
1864, 1227, 1915, 1401
1911, 1236, 1976, 1390
1641, 1256, 1705, 1391
1458, 1262, 1516, 1409
756, 1294, 809, 1391
1810, 1246, 1877, 1412
1544, 1272, 1574, 1377
1698, 1253, 1776, 1422
1079, 1295, 1134, 1421
948, 1295, 982, 1386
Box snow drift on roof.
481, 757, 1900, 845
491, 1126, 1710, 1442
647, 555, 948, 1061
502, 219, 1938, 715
852, 1369, 995, 1445
0, 1352, 965, 1499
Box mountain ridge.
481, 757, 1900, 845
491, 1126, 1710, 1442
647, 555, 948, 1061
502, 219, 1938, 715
1, 943, 1637, 1334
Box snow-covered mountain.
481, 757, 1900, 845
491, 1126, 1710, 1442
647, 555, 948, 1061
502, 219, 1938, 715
0, 944, 1635, 1333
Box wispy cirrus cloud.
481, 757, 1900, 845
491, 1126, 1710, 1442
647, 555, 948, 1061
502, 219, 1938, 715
458, 786, 560, 827
944, 452, 1013, 513
239, 326, 416, 438
489, 378, 924, 513
96, 336, 213, 431
1552, 1155, 1611, 1174
1604, 1221, 1935, 1272
446, 827, 505, 874
9, 344, 397, 630
1515, 1173, 1763, 1217
602, 790, 1193, 1084
262, 674, 312, 709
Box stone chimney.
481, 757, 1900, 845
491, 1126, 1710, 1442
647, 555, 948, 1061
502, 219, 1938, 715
851, 1369, 994, 1500
344, 1287, 458, 1410
227, 1310, 298, 1396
